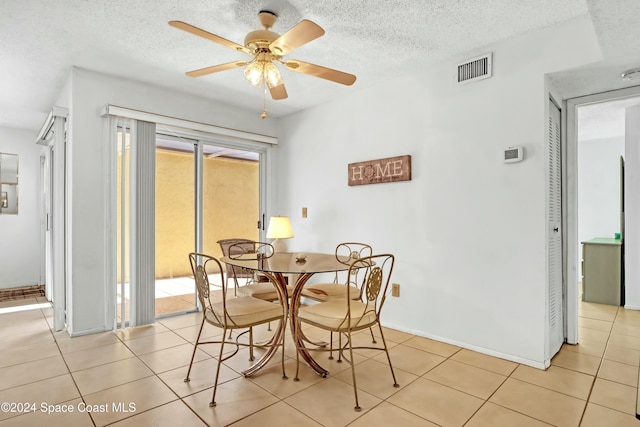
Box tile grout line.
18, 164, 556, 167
576, 306, 618, 426
45, 304, 99, 427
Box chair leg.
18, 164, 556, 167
280, 319, 287, 379
210, 327, 228, 407
377, 324, 399, 388
369, 326, 377, 344
249, 327, 255, 361
328, 331, 334, 360
346, 330, 361, 411
337, 333, 343, 363
184, 316, 206, 382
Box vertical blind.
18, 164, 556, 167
112, 118, 156, 328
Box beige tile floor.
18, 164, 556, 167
0, 297, 639, 426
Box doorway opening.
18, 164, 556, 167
566, 87, 640, 343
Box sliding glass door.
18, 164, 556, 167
153, 135, 262, 318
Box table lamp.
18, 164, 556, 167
266, 216, 294, 253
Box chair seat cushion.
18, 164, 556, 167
237, 283, 293, 301
298, 300, 377, 331
207, 296, 283, 328
303, 283, 359, 301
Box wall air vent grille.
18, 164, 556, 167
456, 53, 492, 84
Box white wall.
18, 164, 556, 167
65, 68, 279, 335
278, 16, 601, 367
0, 126, 43, 289
578, 135, 625, 274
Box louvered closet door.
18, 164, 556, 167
548, 99, 564, 356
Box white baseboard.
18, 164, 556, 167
380, 321, 548, 370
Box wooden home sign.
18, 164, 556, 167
348, 155, 412, 186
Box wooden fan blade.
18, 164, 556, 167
169, 21, 250, 54
269, 83, 288, 100
269, 20, 324, 56
285, 60, 356, 85
186, 61, 247, 78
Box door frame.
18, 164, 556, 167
565, 86, 640, 343
36, 106, 68, 331
39, 153, 48, 295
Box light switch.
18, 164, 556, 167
302, 207, 307, 218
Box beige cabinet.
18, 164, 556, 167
581, 238, 622, 306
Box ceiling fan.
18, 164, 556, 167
169, 10, 356, 118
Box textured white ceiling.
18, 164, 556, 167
0, 0, 638, 132
549, 0, 640, 99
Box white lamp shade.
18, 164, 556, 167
266, 216, 294, 239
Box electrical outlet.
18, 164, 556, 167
391, 283, 400, 297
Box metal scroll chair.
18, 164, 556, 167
217, 238, 256, 296
294, 254, 399, 411
184, 253, 286, 407
227, 241, 294, 302
303, 242, 375, 360
303, 242, 373, 301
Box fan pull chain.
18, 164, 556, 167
261, 78, 268, 119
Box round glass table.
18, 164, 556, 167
221, 252, 352, 377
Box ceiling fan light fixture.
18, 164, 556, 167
263, 62, 283, 87
244, 61, 264, 87
244, 60, 282, 88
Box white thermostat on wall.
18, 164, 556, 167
504, 146, 524, 163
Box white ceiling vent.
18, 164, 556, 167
456, 53, 492, 84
